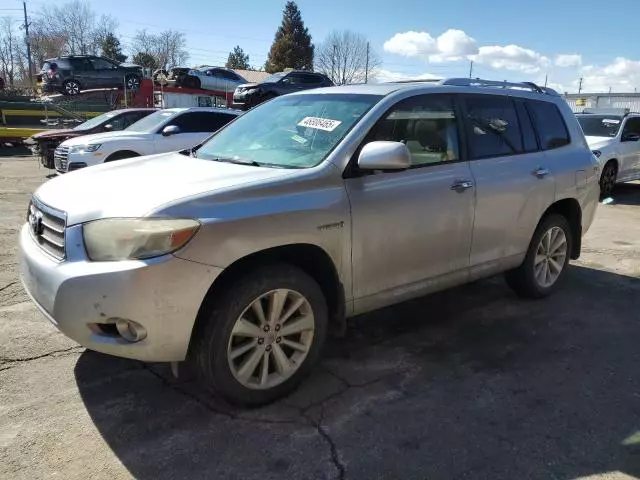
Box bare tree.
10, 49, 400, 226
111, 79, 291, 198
315, 30, 380, 85
130, 29, 188, 70
0, 17, 17, 86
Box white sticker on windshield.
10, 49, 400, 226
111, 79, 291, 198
603, 119, 621, 124
298, 116, 342, 132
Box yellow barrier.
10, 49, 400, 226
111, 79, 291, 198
0, 127, 47, 139
2, 109, 103, 118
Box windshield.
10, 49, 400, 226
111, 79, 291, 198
73, 111, 117, 131
577, 115, 623, 137
126, 110, 179, 132
196, 93, 381, 168
262, 72, 286, 83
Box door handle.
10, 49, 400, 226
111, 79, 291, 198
532, 167, 550, 178
450, 180, 474, 192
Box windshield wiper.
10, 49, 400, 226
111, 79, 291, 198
212, 157, 262, 167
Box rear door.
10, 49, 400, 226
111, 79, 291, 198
462, 94, 557, 275
69, 57, 96, 88
90, 57, 121, 88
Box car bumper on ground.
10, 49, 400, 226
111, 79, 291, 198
18, 223, 222, 362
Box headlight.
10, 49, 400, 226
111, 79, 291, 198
83, 218, 200, 261
592, 150, 602, 158
70, 144, 101, 153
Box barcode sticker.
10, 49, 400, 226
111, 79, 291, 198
298, 117, 342, 132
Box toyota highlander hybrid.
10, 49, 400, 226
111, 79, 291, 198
19, 78, 600, 405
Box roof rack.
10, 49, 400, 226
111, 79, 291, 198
440, 78, 559, 96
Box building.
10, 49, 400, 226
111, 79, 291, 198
564, 92, 640, 113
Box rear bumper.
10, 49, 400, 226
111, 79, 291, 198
19, 223, 223, 362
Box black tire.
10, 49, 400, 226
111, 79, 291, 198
186, 76, 201, 89
192, 264, 328, 406
63, 79, 81, 96
125, 75, 141, 91
505, 214, 573, 299
599, 160, 617, 197
105, 151, 140, 162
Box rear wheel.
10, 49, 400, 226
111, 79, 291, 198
63, 79, 81, 95
192, 265, 328, 406
599, 161, 617, 197
505, 214, 573, 299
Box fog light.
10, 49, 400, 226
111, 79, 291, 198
115, 318, 147, 342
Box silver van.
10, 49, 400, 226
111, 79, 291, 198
19, 78, 600, 405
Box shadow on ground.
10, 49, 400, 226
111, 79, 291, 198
75, 265, 640, 480
606, 182, 640, 206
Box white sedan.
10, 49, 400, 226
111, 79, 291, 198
183, 67, 247, 93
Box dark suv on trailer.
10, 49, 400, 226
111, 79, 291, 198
232, 70, 333, 110
38, 55, 143, 96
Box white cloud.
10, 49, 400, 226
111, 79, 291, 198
579, 57, 640, 92
555, 54, 582, 68
472, 45, 549, 73
432, 29, 478, 62
383, 31, 437, 58
373, 69, 442, 83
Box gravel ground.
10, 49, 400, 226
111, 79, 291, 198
1, 155, 639, 480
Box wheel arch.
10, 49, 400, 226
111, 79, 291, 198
539, 198, 582, 259
104, 150, 141, 162
188, 243, 346, 357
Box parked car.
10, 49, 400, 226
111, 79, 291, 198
576, 107, 640, 196
232, 70, 334, 110
38, 55, 143, 96
19, 78, 599, 405
53, 107, 240, 173
26, 109, 157, 169
154, 66, 189, 87
171, 66, 247, 92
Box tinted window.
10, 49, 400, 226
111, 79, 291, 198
300, 74, 324, 85
368, 94, 460, 166
527, 100, 570, 150
463, 95, 523, 159
69, 58, 94, 71
217, 70, 240, 81
91, 58, 115, 70
514, 100, 538, 152
170, 111, 236, 133
622, 117, 640, 138
285, 74, 305, 85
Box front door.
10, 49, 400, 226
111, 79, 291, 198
346, 94, 475, 308
618, 117, 640, 181
462, 95, 559, 273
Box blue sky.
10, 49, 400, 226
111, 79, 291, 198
9, 0, 640, 93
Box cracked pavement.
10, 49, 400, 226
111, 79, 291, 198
1, 156, 640, 479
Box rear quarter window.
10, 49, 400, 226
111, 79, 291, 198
527, 100, 570, 150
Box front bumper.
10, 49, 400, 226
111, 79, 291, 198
19, 223, 222, 362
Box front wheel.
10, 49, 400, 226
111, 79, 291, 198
125, 75, 141, 91
63, 80, 81, 95
599, 161, 617, 197
192, 265, 328, 406
505, 214, 573, 299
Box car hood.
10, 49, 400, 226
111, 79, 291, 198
236, 82, 261, 90
584, 136, 615, 150
34, 152, 295, 225
31, 128, 90, 141
61, 130, 151, 146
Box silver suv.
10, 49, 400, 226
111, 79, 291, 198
19, 78, 600, 405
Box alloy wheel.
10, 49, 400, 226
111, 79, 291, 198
127, 76, 140, 90
601, 164, 616, 195
534, 226, 568, 288
227, 289, 315, 390
65, 81, 80, 95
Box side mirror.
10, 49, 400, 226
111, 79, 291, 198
103, 124, 113, 131
622, 132, 640, 142
358, 141, 411, 171
162, 125, 180, 137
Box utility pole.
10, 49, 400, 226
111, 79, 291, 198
364, 42, 369, 84
544, 74, 548, 88
23, 1, 33, 85
331, 44, 337, 85
578, 76, 583, 94
608, 86, 612, 94
468, 60, 473, 78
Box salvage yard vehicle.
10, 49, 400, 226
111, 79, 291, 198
27, 109, 157, 169
177, 66, 247, 92
576, 107, 640, 196
19, 78, 600, 405
38, 55, 143, 96
232, 70, 333, 110
53, 107, 240, 173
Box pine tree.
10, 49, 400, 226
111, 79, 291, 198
265, 1, 313, 73
226, 46, 250, 70
100, 33, 127, 63
132, 52, 157, 70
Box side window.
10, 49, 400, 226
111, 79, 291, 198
301, 74, 323, 85
527, 100, 570, 150
91, 58, 115, 70
622, 118, 640, 138
171, 112, 235, 133
366, 94, 460, 166
202, 112, 236, 132
463, 95, 523, 159
514, 100, 538, 152
69, 58, 94, 71
107, 115, 126, 130
285, 74, 304, 85
218, 70, 239, 81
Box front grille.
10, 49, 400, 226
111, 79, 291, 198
53, 145, 69, 172
28, 199, 66, 261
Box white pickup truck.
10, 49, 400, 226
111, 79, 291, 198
54, 107, 240, 173
576, 107, 640, 196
